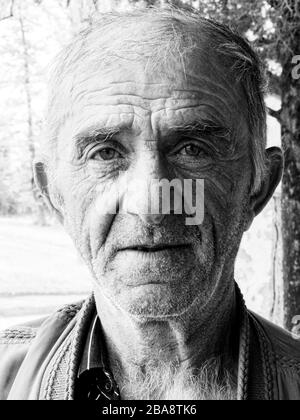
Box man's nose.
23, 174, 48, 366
123, 151, 172, 226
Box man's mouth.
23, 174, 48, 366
120, 244, 191, 253
113, 243, 194, 287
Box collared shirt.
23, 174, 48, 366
75, 313, 120, 400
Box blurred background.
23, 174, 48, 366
0, 0, 298, 331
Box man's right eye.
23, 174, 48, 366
91, 148, 122, 161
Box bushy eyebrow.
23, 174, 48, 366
165, 120, 231, 142
74, 125, 124, 156
73, 119, 232, 158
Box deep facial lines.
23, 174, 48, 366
74, 90, 233, 119
73, 71, 241, 110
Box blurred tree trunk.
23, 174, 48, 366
267, 0, 300, 330
281, 41, 300, 330
18, 6, 46, 224
270, 193, 284, 326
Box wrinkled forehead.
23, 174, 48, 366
50, 19, 249, 142
67, 54, 248, 139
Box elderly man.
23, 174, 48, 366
0, 8, 299, 401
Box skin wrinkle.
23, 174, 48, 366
186, 64, 245, 105
70, 44, 247, 114
72, 83, 235, 115
69, 85, 236, 136
88, 81, 240, 111
75, 84, 232, 106
97, 81, 238, 99
57, 93, 236, 160
80, 101, 213, 114
81, 101, 151, 114
72, 101, 230, 126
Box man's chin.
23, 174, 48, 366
105, 248, 198, 287
97, 269, 212, 319
92, 251, 213, 318
113, 283, 199, 319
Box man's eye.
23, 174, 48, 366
179, 144, 203, 157
92, 148, 121, 161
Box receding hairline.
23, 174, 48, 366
53, 9, 251, 81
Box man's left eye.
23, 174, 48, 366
92, 148, 121, 161
179, 144, 203, 157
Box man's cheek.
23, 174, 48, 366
201, 189, 242, 257
203, 190, 232, 233
81, 182, 120, 256
60, 179, 101, 253
88, 205, 116, 260
205, 176, 234, 211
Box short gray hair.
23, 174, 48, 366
46, 6, 267, 194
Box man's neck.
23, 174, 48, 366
94, 279, 238, 389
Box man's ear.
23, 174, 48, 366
33, 160, 64, 224
250, 146, 284, 218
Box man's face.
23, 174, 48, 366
53, 54, 252, 318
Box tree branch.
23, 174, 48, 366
268, 107, 282, 122
0, 0, 14, 21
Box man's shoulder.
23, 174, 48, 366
0, 322, 41, 345
0, 300, 85, 400
250, 311, 300, 364
0, 301, 83, 345
0, 323, 40, 400
249, 312, 300, 399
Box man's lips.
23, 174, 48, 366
119, 243, 191, 253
